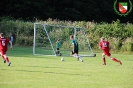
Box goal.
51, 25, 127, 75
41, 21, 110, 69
33, 23, 95, 57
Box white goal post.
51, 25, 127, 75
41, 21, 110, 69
33, 23, 96, 57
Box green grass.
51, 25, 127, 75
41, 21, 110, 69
0, 47, 133, 88
35, 47, 93, 56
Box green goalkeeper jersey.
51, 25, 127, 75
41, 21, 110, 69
71, 39, 78, 50
56, 41, 61, 48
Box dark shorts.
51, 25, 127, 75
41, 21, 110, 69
71, 50, 78, 55
56, 48, 60, 50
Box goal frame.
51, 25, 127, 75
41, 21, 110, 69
33, 23, 95, 57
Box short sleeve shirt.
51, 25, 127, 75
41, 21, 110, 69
0, 37, 10, 50
71, 39, 78, 50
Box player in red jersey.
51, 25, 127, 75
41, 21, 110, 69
99, 37, 122, 65
0, 33, 12, 66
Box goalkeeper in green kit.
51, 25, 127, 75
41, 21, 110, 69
56, 39, 61, 56
70, 35, 83, 62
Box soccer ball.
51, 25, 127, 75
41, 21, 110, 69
61, 57, 65, 61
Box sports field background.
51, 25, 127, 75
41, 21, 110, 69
0, 47, 133, 88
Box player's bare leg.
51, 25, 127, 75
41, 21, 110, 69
72, 53, 79, 61
72, 53, 83, 62
102, 53, 106, 65
71, 51, 78, 61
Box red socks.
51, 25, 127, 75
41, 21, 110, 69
111, 58, 119, 62
102, 57, 122, 65
6, 57, 9, 63
2, 55, 9, 63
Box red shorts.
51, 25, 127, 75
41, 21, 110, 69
0, 49, 7, 55
103, 49, 111, 56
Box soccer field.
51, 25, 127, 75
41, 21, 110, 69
0, 47, 133, 88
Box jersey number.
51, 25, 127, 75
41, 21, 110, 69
2, 40, 5, 46
103, 42, 107, 47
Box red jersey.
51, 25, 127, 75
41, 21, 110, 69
99, 40, 109, 50
99, 40, 111, 56
0, 37, 10, 51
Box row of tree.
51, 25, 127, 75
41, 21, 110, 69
0, 0, 133, 22
0, 18, 133, 52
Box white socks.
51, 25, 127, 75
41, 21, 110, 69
78, 56, 83, 61
73, 54, 83, 62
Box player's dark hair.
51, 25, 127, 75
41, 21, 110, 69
70, 35, 74, 39
101, 37, 105, 40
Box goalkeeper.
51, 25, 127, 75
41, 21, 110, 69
70, 35, 83, 62
56, 39, 61, 56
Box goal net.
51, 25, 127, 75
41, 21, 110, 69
33, 23, 95, 57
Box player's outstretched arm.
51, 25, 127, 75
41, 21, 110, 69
99, 44, 102, 49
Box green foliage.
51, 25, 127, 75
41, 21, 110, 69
0, 18, 133, 52
121, 38, 133, 52
0, 18, 33, 46
16, 35, 33, 46
36, 26, 49, 47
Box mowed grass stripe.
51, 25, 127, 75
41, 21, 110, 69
0, 47, 133, 88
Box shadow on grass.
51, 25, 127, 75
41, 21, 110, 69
0, 66, 90, 77
15, 69, 85, 76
